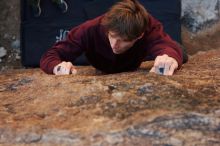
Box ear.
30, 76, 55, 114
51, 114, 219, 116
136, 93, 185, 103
138, 32, 144, 39
137, 33, 144, 40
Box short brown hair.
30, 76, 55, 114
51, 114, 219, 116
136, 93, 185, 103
101, 0, 149, 40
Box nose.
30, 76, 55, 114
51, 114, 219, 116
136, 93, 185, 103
111, 39, 119, 50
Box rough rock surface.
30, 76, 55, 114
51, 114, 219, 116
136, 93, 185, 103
181, 0, 220, 32
0, 49, 220, 146
182, 22, 220, 55
0, 0, 220, 70
181, 0, 220, 55
0, 0, 21, 71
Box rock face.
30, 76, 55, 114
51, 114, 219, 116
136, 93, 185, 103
182, 22, 220, 55
181, 0, 220, 55
0, 49, 220, 146
181, 0, 220, 32
0, 0, 21, 70
0, 2, 220, 145
0, 0, 220, 70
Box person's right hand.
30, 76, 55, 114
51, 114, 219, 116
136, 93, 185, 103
53, 61, 77, 75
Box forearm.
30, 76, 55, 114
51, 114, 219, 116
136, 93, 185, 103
40, 41, 82, 74
151, 44, 183, 68
40, 51, 62, 74
146, 15, 183, 68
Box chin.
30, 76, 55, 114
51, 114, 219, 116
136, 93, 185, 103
113, 51, 121, 54
112, 49, 121, 54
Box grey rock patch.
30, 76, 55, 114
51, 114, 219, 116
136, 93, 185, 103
11, 39, 20, 50
182, 0, 220, 32
0, 47, 7, 58
41, 129, 82, 145
137, 83, 154, 96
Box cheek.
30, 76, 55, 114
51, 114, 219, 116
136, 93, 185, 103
121, 42, 134, 49
108, 37, 112, 44
109, 38, 117, 47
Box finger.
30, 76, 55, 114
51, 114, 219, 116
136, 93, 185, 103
71, 68, 77, 75
153, 57, 161, 74
149, 66, 156, 73
65, 62, 74, 74
56, 67, 63, 75
167, 62, 178, 75
56, 65, 65, 75
163, 60, 172, 75
55, 62, 65, 74
53, 65, 59, 75
60, 61, 67, 66
66, 62, 73, 69
155, 56, 166, 75
154, 56, 162, 69
57, 66, 65, 75
53, 61, 68, 75
65, 62, 77, 74
62, 62, 74, 74
55, 64, 68, 75
62, 67, 70, 75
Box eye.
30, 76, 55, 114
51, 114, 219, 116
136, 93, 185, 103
109, 34, 115, 39
122, 39, 131, 42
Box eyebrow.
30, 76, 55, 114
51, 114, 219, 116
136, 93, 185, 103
109, 32, 131, 41
109, 32, 117, 37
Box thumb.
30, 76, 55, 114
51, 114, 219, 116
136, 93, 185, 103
70, 67, 77, 75
149, 66, 156, 73
65, 62, 77, 75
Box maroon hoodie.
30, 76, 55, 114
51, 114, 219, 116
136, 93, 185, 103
40, 14, 183, 74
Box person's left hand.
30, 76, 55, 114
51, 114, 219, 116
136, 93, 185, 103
150, 54, 178, 76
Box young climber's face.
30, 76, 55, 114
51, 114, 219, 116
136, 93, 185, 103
108, 31, 140, 54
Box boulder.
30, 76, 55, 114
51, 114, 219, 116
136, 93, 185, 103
0, 47, 7, 58
182, 0, 220, 32
0, 49, 220, 146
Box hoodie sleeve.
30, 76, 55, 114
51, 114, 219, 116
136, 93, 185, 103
40, 25, 86, 74
143, 14, 183, 68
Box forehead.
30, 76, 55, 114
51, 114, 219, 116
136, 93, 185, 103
108, 31, 129, 40
108, 31, 120, 37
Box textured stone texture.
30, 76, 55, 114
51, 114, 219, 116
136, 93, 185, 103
0, 49, 220, 146
182, 0, 220, 32
181, 0, 220, 55
182, 22, 220, 55
1, 0, 220, 70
